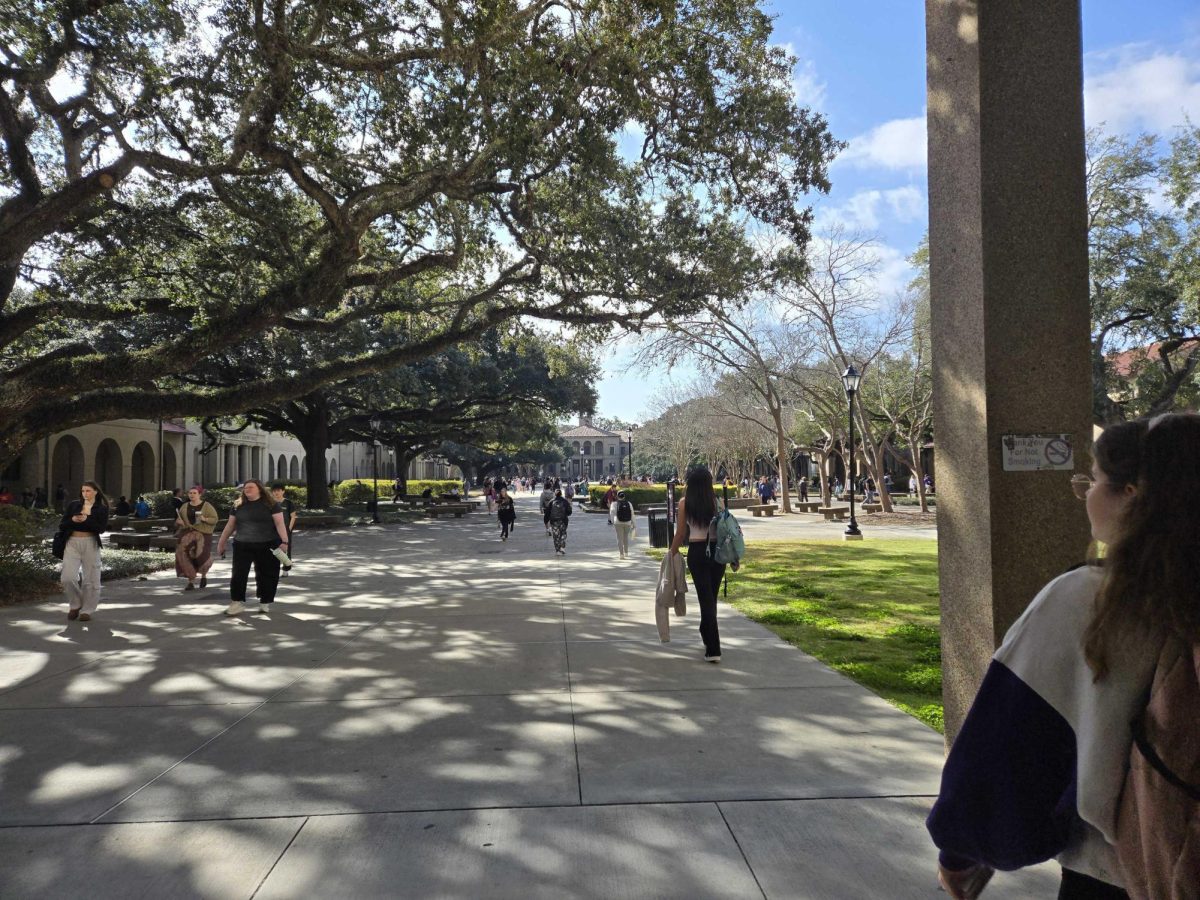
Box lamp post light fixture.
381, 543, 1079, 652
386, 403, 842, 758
578, 446, 584, 481
369, 413, 382, 524
840, 366, 863, 540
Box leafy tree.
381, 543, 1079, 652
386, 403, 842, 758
0, 0, 838, 470
1087, 127, 1200, 421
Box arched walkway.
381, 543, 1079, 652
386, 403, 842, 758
51, 435, 84, 506
162, 443, 177, 492
130, 441, 155, 497
289, 456, 300, 480
329, 459, 339, 483
94, 438, 123, 499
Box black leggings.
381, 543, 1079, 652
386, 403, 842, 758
686, 541, 726, 656
231, 541, 281, 603
1058, 870, 1129, 900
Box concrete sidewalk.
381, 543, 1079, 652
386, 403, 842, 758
0, 496, 1052, 898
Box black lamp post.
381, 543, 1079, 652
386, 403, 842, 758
369, 413, 382, 524
841, 366, 862, 539
578, 446, 584, 481
625, 425, 638, 480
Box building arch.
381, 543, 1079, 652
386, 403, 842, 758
162, 443, 177, 491
130, 441, 156, 497
289, 455, 300, 480
583, 441, 592, 455
329, 459, 339, 483
51, 435, 85, 503
594, 441, 603, 457
94, 438, 123, 498
277, 454, 288, 482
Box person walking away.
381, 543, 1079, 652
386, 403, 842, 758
564, 481, 574, 501
799, 475, 809, 502
539, 482, 555, 534
927, 413, 1200, 899
271, 484, 298, 576
496, 485, 516, 541
59, 481, 109, 621
545, 489, 572, 555
609, 490, 636, 559
484, 479, 496, 514
175, 485, 218, 591
669, 467, 726, 663
216, 479, 290, 616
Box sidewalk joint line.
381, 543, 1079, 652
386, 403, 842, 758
717, 802, 768, 899
249, 816, 309, 899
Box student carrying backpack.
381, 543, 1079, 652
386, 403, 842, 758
544, 490, 572, 555
609, 490, 636, 559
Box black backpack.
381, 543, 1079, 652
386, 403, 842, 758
616, 500, 633, 522
550, 498, 569, 522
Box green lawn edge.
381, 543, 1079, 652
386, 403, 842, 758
650, 539, 943, 733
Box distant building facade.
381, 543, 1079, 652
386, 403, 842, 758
547, 417, 628, 480
1, 419, 458, 501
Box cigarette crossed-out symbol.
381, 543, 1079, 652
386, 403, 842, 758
1044, 438, 1071, 466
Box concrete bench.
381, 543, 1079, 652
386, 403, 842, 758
127, 518, 174, 532
747, 504, 778, 517
148, 534, 180, 552
723, 497, 755, 510
794, 502, 821, 513
818, 506, 850, 521
426, 504, 471, 519
862, 503, 884, 513
108, 532, 153, 550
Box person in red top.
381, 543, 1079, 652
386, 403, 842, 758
0, 485, 13, 504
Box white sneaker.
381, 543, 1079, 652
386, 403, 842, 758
704, 654, 722, 663
257, 603, 271, 614
224, 601, 245, 616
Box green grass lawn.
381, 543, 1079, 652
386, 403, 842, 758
715, 539, 943, 732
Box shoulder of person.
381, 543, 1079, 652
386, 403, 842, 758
996, 565, 1102, 659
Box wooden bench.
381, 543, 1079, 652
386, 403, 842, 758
747, 504, 778, 517
862, 503, 884, 513
426, 504, 471, 519
818, 506, 850, 521
794, 501, 821, 513
294, 515, 345, 529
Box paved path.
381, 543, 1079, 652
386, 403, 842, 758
1, 496, 1051, 898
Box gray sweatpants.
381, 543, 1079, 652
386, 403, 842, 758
614, 522, 634, 557
61, 535, 102, 613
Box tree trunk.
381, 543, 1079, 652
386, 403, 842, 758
299, 398, 332, 510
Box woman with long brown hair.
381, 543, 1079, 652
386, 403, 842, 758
928, 413, 1200, 899
59, 481, 109, 621
668, 466, 727, 662
215, 478, 290, 616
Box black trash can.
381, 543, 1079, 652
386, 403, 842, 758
647, 509, 671, 548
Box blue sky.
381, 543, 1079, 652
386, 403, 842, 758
592, 1, 1200, 425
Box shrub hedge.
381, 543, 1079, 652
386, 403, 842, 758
586, 484, 683, 507
331, 479, 461, 504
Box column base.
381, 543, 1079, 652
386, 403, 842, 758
842, 533, 864, 542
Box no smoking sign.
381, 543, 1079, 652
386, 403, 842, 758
1001, 434, 1075, 471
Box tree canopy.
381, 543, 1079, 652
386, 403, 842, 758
0, 0, 839, 470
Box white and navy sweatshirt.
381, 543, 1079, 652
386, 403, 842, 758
927, 565, 1158, 887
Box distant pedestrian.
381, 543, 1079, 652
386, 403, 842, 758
544, 489, 572, 555
271, 484, 298, 577
884, 473, 893, 493
496, 485, 516, 542
114, 495, 131, 516
54, 483, 66, 512
609, 490, 636, 559
924, 473, 934, 493
133, 496, 151, 518
175, 485, 218, 591
539, 482, 555, 533
33, 486, 47, 509
59, 481, 109, 621
485, 479, 497, 514
391, 478, 404, 501
564, 481, 575, 501
216, 479, 290, 616
668, 467, 726, 663
20, 486, 33, 507
170, 487, 185, 513
799, 476, 809, 502
910, 474, 918, 493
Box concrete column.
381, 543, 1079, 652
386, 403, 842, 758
925, 1, 1094, 741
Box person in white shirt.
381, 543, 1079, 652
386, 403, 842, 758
608, 490, 637, 559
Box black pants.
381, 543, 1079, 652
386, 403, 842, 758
1058, 870, 1129, 900
231, 541, 281, 603
687, 541, 726, 656
500, 517, 514, 539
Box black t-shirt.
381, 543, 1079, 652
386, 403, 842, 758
278, 499, 295, 534
232, 499, 283, 543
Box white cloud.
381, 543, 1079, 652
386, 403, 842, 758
836, 115, 927, 171
791, 59, 827, 109
1085, 47, 1200, 133
814, 186, 926, 232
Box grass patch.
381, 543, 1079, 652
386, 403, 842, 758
656, 539, 943, 732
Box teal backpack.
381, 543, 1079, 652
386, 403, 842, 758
711, 508, 745, 566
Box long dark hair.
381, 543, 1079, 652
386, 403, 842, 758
684, 466, 716, 528
80, 480, 109, 507
1084, 413, 1200, 679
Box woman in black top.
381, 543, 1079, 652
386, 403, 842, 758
668, 467, 726, 663
59, 481, 109, 621
215, 479, 289, 616
496, 484, 516, 541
